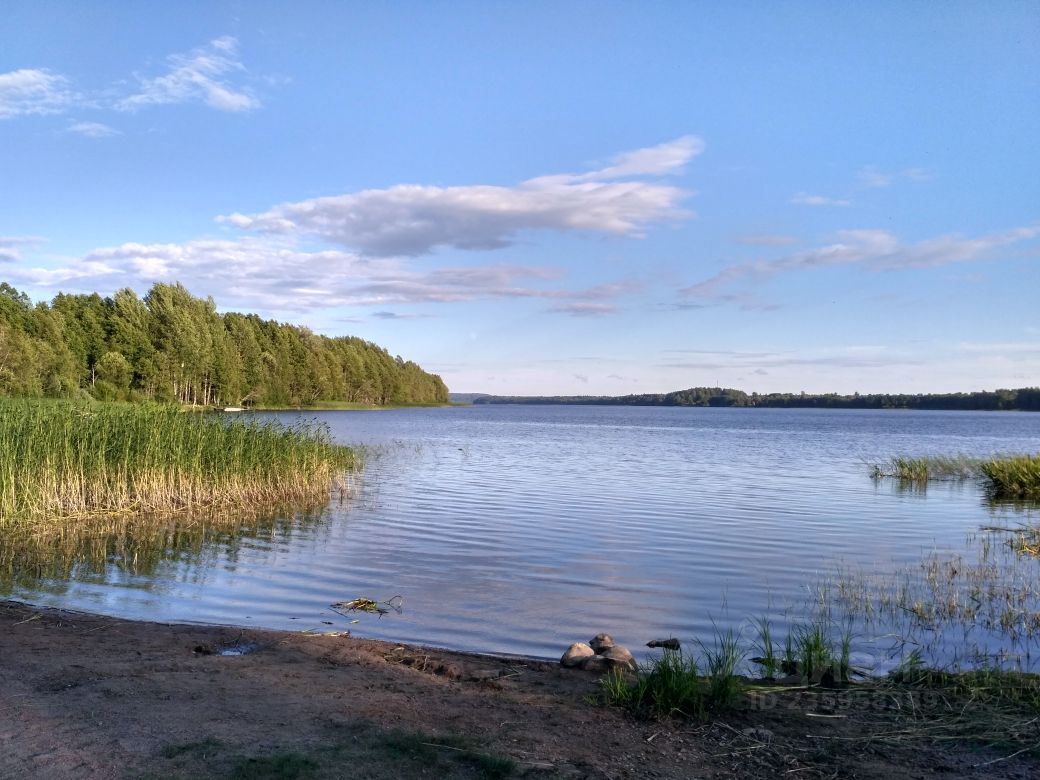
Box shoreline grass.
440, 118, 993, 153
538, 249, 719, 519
603, 613, 1040, 761
0, 398, 356, 526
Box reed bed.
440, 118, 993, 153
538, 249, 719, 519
981, 454, 1040, 499
870, 455, 982, 482
871, 453, 1040, 499
0, 399, 356, 526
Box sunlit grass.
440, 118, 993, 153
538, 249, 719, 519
981, 454, 1040, 499
871, 453, 1040, 499
0, 398, 356, 527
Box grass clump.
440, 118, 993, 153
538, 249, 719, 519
870, 455, 981, 482
980, 454, 1040, 499
602, 639, 745, 720
0, 398, 356, 526
871, 452, 1040, 500
754, 618, 855, 683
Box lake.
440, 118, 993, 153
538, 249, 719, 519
5, 405, 1040, 666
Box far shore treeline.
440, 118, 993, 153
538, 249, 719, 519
0, 282, 447, 407
470, 386, 1040, 412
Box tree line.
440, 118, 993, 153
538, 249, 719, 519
0, 282, 448, 407
472, 386, 1040, 411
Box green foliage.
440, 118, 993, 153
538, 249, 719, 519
872, 455, 982, 482
0, 281, 448, 407
0, 398, 356, 525
752, 617, 779, 678
602, 644, 744, 720
980, 454, 1040, 499
871, 453, 1040, 499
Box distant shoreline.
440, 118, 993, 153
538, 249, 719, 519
457, 386, 1040, 413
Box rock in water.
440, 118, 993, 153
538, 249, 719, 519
560, 642, 595, 667
601, 645, 637, 671
589, 633, 615, 653
646, 638, 681, 650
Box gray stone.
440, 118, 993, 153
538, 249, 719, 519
601, 644, 637, 671
646, 638, 681, 650
560, 642, 595, 667
589, 633, 615, 653
580, 655, 610, 673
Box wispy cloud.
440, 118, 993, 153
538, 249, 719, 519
223, 136, 703, 257
3, 37, 262, 124
8, 236, 636, 314
857, 165, 933, 188
0, 69, 74, 119
370, 311, 436, 320
683, 224, 1040, 304
790, 192, 851, 207
117, 36, 260, 112
67, 120, 121, 138
547, 302, 617, 317
0, 235, 46, 263
656, 346, 922, 372
856, 166, 892, 189
734, 233, 799, 247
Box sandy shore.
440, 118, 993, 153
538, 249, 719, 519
1, 600, 1036, 779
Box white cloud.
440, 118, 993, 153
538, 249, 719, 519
3, 36, 263, 123
223, 136, 703, 257
790, 192, 851, 207
684, 224, 1040, 303
8, 236, 635, 314
67, 120, 121, 138
0, 69, 74, 119
578, 135, 705, 180
117, 36, 260, 112
0, 235, 46, 263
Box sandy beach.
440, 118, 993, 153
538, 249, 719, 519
2, 600, 1037, 779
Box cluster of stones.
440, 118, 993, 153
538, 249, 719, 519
560, 633, 636, 673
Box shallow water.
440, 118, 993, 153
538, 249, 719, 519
5, 406, 1040, 663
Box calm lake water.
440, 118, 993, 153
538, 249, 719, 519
6, 406, 1040, 664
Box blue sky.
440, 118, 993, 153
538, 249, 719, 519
2, 1, 1038, 395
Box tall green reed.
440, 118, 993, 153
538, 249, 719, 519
0, 398, 356, 526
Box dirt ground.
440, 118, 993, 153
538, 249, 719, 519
1, 600, 1037, 780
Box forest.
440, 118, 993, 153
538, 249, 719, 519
0, 282, 448, 407
472, 386, 1040, 411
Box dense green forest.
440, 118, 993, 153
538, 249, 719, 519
0, 282, 448, 407
471, 386, 1040, 411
